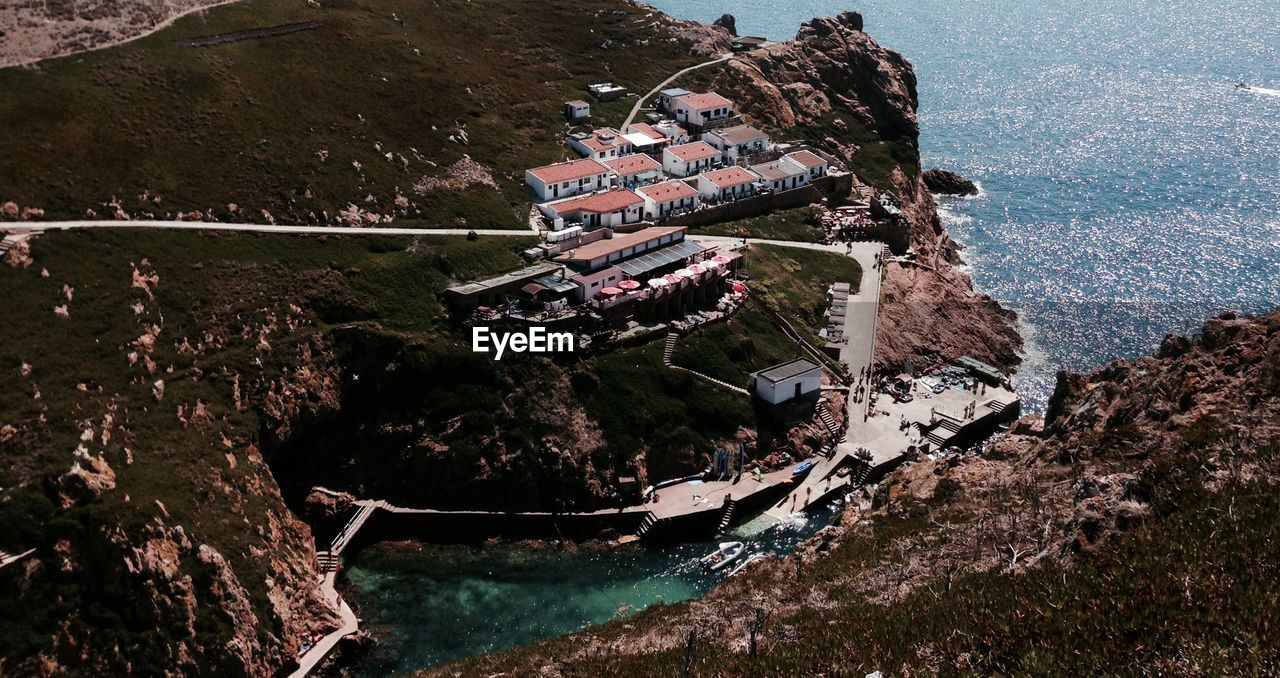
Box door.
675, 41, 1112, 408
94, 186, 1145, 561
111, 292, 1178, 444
794, 382, 802, 400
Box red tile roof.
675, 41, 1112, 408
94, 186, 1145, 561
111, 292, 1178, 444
528, 157, 610, 184
665, 141, 720, 163
548, 188, 644, 214
560, 226, 687, 261
637, 179, 698, 202
784, 150, 827, 168
700, 166, 759, 188
674, 92, 734, 111
577, 128, 628, 153
627, 123, 665, 139
751, 160, 805, 182
707, 124, 769, 146
604, 154, 662, 176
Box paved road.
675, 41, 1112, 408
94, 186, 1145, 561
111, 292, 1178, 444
3, 219, 539, 237
622, 53, 734, 128
690, 235, 887, 466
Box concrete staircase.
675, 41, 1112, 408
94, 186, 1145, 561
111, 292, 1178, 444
925, 416, 963, 447
315, 550, 340, 574
817, 405, 843, 439
663, 332, 750, 395
985, 399, 1010, 414
663, 332, 678, 364
635, 512, 659, 539
716, 499, 737, 534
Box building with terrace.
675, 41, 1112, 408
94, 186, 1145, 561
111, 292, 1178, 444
782, 150, 830, 179
697, 166, 760, 202
663, 141, 720, 177
525, 157, 611, 202
751, 156, 810, 192
636, 179, 699, 220
538, 188, 645, 229
701, 124, 772, 165
670, 91, 735, 128
569, 128, 634, 161
604, 154, 663, 187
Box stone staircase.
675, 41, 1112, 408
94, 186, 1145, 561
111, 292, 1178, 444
985, 399, 1010, 414
663, 332, 678, 364
817, 404, 843, 439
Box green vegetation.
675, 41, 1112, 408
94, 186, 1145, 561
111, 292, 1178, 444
749, 243, 860, 343
0, 0, 704, 224
694, 207, 827, 243
671, 307, 804, 387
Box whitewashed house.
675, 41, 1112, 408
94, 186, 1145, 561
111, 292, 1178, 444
752, 359, 822, 404
662, 141, 720, 177
604, 154, 663, 187
539, 188, 645, 229
569, 128, 634, 161
657, 87, 691, 113
648, 120, 691, 145
670, 92, 735, 128
750, 157, 808, 192
702, 124, 772, 165
636, 179, 699, 220
697, 166, 759, 202
525, 157, 612, 202
783, 150, 829, 180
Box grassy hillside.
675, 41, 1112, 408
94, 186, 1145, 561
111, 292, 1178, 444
0, 0, 706, 225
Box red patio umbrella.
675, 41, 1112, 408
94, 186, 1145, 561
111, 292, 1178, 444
732, 283, 747, 292
664, 274, 681, 284
617, 279, 641, 290
687, 264, 707, 275
601, 286, 624, 295
712, 255, 732, 264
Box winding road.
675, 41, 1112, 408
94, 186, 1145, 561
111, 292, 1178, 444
622, 53, 734, 128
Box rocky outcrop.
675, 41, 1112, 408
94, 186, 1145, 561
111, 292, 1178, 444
715, 11, 1019, 371
921, 167, 979, 196
712, 13, 737, 37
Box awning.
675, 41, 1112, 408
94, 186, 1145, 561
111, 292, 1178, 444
614, 240, 706, 278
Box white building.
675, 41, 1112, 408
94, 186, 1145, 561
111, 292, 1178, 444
670, 92, 735, 127
697, 166, 759, 202
783, 150, 829, 180
538, 188, 645, 229
604, 154, 663, 187
657, 87, 691, 113
662, 141, 720, 177
569, 128, 634, 161
750, 157, 808, 192
636, 179, 699, 220
701, 124, 771, 165
648, 120, 691, 145
752, 359, 822, 404
564, 100, 591, 123
525, 157, 612, 202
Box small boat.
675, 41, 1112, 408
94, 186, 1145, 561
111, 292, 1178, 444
727, 553, 766, 577
700, 541, 745, 571
792, 460, 816, 476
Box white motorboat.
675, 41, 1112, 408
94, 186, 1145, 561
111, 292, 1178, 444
727, 553, 766, 577
699, 541, 745, 571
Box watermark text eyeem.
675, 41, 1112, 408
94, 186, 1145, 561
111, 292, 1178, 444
472, 326, 575, 360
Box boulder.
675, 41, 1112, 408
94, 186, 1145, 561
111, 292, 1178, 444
712, 13, 737, 37
921, 167, 978, 196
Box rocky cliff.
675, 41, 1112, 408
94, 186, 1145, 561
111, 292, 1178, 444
712, 11, 1021, 371
438, 309, 1279, 674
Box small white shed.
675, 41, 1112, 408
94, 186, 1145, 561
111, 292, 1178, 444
752, 359, 822, 404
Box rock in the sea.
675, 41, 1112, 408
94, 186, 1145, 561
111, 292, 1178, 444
922, 167, 979, 196
712, 13, 737, 36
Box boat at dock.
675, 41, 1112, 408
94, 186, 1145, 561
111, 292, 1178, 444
699, 541, 745, 571
726, 552, 766, 577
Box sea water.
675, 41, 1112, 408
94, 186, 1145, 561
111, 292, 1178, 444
343, 507, 837, 673
652, 0, 1280, 411
343, 2, 1278, 671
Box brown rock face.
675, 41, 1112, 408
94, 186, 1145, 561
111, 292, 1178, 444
717, 11, 1020, 372
921, 167, 979, 196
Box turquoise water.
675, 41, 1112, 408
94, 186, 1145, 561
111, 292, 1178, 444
652, 0, 1280, 411
343, 509, 836, 673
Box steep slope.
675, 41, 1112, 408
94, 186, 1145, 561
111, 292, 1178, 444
433, 309, 1279, 675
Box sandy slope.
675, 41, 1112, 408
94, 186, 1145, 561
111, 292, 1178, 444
0, 0, 242, 68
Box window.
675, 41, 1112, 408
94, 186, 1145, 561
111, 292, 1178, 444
563, 182, 570, 188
